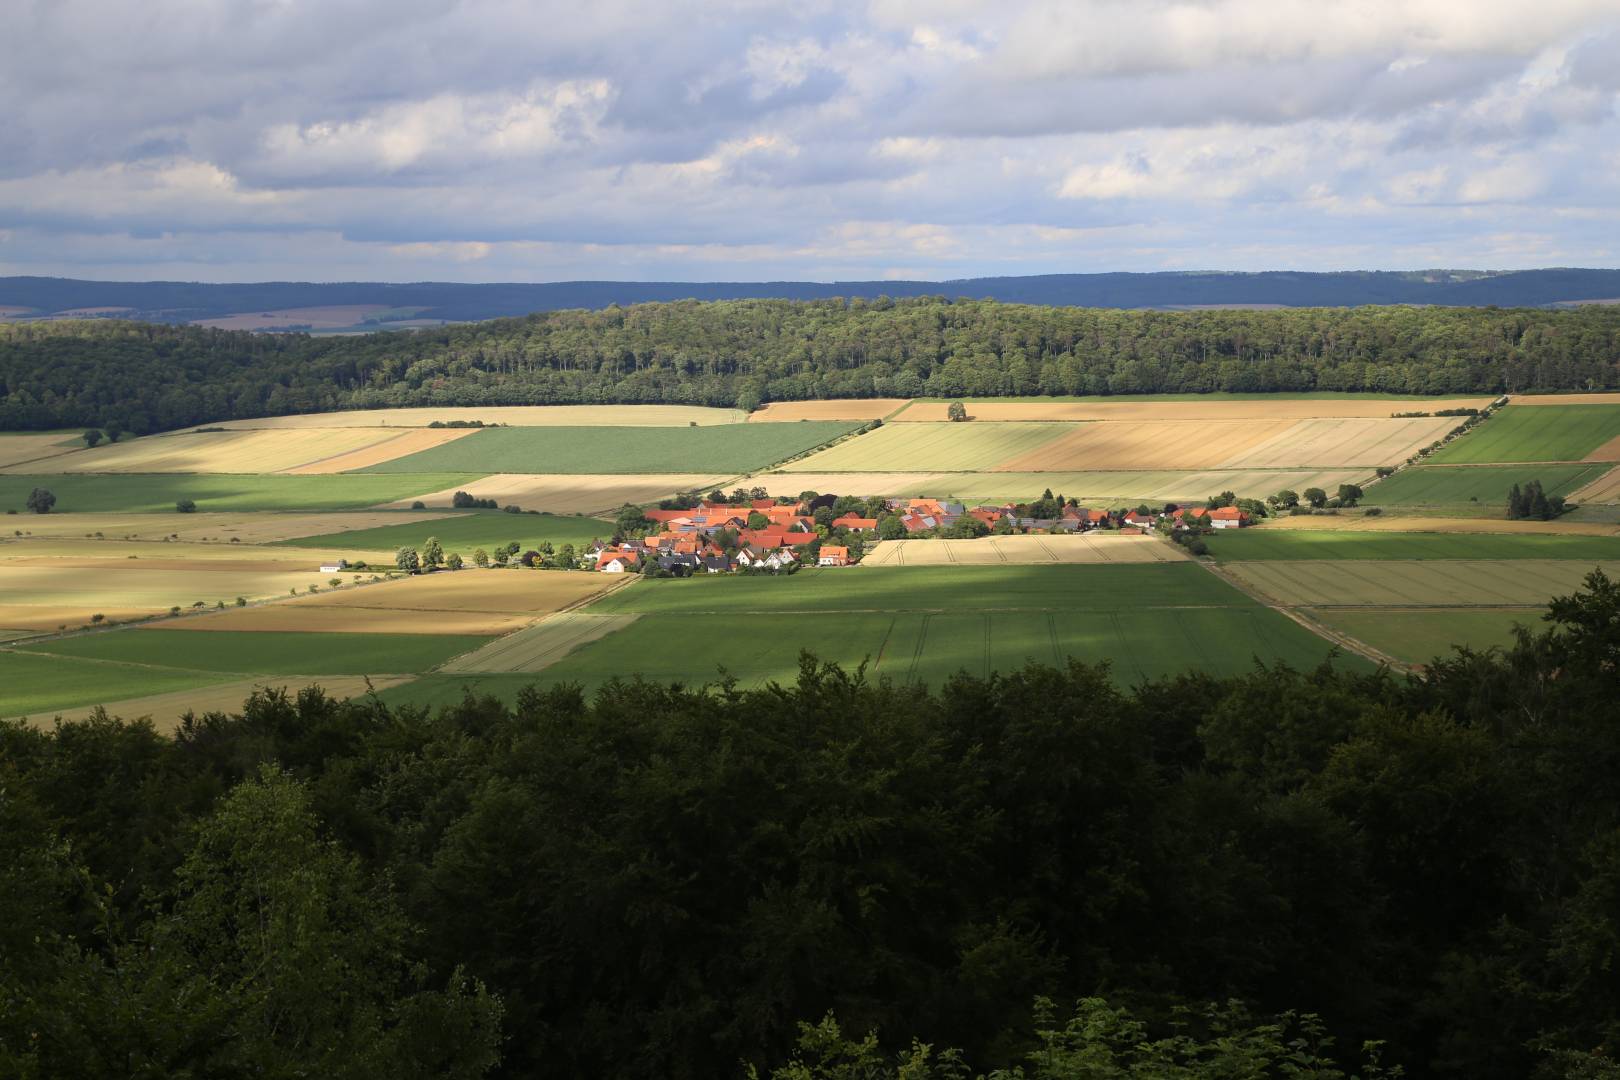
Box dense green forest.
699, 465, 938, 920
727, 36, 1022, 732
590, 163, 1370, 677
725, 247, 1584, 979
3, 299, 1620, 432
5, 572, 1620, 1078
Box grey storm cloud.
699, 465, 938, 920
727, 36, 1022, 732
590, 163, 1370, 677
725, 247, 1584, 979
1, 0, 1618, 281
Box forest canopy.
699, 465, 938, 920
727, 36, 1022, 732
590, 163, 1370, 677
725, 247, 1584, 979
5, 571, 1620, 1077
3, 297, 1619, 432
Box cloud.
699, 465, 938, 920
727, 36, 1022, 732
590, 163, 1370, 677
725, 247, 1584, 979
0, 0, 1617, 281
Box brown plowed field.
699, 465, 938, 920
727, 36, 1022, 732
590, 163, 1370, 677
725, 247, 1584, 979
1582, 435, 1620, 463
214, 405, 746, 428
895, 397, 1495, 421
1570, 465, 1620, 503
749, 399, 909, 421
1217, 416, 1461, 469
994, 420, 1295, 472
283, 428, 480, 473
141, 604, 535, 636
295, 569, 617, 616
379, 474, 728, 514
859, 534, 1190, 566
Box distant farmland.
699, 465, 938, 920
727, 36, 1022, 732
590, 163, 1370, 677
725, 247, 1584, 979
361, 422, 860, 475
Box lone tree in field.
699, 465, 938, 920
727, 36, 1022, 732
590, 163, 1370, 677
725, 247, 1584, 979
473, 548, 489, 568
176, 498, 197, 513
26, 487, 55, 514
1271, 489, 1300, 509
395, 547, 421, 573
422, 537, 444, 569
83, 429, 104, 447
1302, 486, 1328, 509
446, 552, 464, 571
947, 401, 969, 422
1336, 483, 1364, 508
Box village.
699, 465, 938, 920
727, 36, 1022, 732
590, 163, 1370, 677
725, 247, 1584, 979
584, 490, 1253, 575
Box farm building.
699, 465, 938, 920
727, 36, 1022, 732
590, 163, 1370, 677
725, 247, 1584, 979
818, 546, 851, 567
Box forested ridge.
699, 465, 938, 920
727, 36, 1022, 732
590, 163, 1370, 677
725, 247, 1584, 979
4, 298, 1620, 432
5, 573, 1620, 1078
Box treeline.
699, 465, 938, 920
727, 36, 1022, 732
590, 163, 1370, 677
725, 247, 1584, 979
3, 298, 1620, 431
5, 573, 1620, 1077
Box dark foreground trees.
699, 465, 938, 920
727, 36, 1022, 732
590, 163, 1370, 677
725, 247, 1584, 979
5, 572, 1620, 1078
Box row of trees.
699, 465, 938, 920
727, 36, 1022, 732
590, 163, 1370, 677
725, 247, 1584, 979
5, 572, 1620, 1076
4, 299, 1619, 431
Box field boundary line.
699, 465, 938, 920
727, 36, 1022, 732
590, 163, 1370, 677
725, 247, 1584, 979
428, 573, 638, 671
1194, 560, 1407, 671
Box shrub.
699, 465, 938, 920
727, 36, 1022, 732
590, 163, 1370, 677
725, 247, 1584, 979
411, 500, 426, 509
176, 498, 197, 513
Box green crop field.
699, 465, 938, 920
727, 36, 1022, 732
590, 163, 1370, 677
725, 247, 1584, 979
0, 473, 475, 514
586, 563, 1247, 615
381, 601, 1361, 703
1207, 530, 1620, 561
1224, 559, 1620, 608
0, 650, 232, 718
19, 629, 490, 676
277, 510, 615, 555
779, 422, 1071, 472
1426, 405, 1620, 464
359, 423, 859, 475
1310, 608, 1533, 665
1366, 464, 1610, 506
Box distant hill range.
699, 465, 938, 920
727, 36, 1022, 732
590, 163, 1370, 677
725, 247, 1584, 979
3, 268, 1619, 330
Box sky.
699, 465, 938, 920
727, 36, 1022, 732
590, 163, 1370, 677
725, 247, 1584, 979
3, 0, 1619, 283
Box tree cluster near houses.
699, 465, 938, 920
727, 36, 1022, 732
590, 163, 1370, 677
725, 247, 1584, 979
880, 489, 1260, 545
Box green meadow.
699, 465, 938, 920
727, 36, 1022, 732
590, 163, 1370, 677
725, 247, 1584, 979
1365, 463, 1610, 507
1310, 608, 1535, 665
0, 650, 232, 718
1207, 529, 1620, 561
1426, 405, 1620, 464
277, 510, 616, 555
18, 629, 490, 676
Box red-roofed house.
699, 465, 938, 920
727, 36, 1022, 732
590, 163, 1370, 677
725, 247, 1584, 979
832, 514, 878, 532
595, 550, 641, 573
818, 545, 851, 567
1208, 506, 1251, 528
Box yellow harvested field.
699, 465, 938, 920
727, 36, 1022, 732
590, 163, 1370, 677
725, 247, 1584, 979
750, 399, 910, 421
1570, 465, 1620, 504
893, 397, 1496, 422
0, 562, 329, 628
0, 434, 80, 469
1583, 435, 1620, 463
1257, 514, 1620, 537
213, 405, 747, 428
379, 474, 728, 513
1224, 559, 1620, 608
1217, 416, 1462, 469
13, 675, 413, 732
17, 428, 399, 475
141, 603, 534, 636
1514, 393, 1620, 406
995, 420, 1295, 472
0, 510, 461, 543
440, 613, 640, 673
745, 472, 946, 498
860, 534, 1191, 566
282, 427, 480, 473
